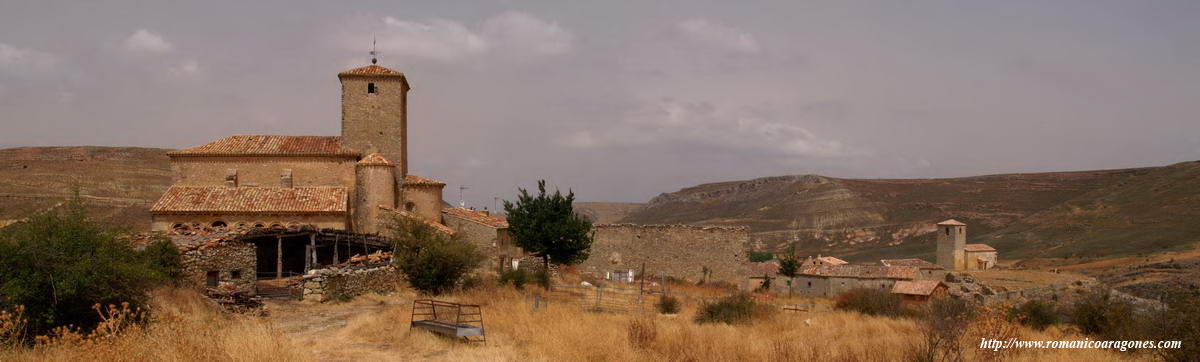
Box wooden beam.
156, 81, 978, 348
276, 235, 283, 279
310, 233, 318, 269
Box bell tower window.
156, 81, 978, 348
367, 83, 376, 94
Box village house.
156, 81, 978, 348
791, 264, 919, 296
880, 258, 947, 280
890, 280, 949, 305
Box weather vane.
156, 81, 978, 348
370, 36, 378, 64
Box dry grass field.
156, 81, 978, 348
1, 283, 1151, 362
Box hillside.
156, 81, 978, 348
574, 202, 645, 224
0, 146, 172, 230
620, 162, 1200, 262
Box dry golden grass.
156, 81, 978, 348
2, 284, 1153, 361
0, 288, 312, 362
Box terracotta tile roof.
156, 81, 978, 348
168, 135, 360, 157
443, 207, 509, 228
404, 174, 446, 186
937, 219, 967, 226
380, 206, 456, 235
880, 258, 943, 269
357, 153, 395, 166
818, 256, 848, 265
338, 64, 405, 77
800, 264, 918, 280
963, 243, 996, 252
891, 280, 946, 296
151, 186, 348, 214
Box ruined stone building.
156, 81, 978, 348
150, 63, 445, 234
934, 219, 997, 270
880, 258, 947, 280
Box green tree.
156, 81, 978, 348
386, 214, 483, 295
503, 180, 593, 284
0, 199, 173, 337
777, 255, 801, 297
748, 252, 774, 263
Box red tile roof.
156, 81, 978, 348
168, 135, 360, 157
338, 64, 405, 77
891, 280, 946, 296
799, 264, 918, 280
151, 186, 348, 214
443, 207, 508, 228
963, 244, 996, 252
937, 219, 967, 226
380, 206, 456, 235
404, 174, 446, 186
357, 153, 395, 167
880, 258, 943, 269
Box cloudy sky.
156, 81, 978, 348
1, 1, 1198, 207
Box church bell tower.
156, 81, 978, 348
338, 58, 410, 176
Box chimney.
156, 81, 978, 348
224, 169, 238, 187
280, 169, 293, 188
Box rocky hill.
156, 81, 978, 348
574, 202, 646, 224
0, 146, 172, 230
620, 161, 1200, 262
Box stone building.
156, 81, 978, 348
802, 255, 848, 267
441, 207, 520, 272
880, 258, 947, 280
891, 280, 948, 305
791, 264, 918, 297
578, 224, 750, 285
934, 219, 997, 271
150, 63, 446, 235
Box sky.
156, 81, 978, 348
1, 0, 1199, 208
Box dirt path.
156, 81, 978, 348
264, 296, 412, 361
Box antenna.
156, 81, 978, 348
370, 36, 378, 64
459, 186, 470, 208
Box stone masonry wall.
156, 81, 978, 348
171, 156, 357, 190
180, 241, 257, 295
401, 185, 443, 223
301, 264, 400, 302
579, 224, 749, 284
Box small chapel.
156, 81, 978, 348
150, 60, 459, 235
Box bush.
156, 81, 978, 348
695, 293, 772, 324
498, 268, 530, 290
656, 295, 680, 314
1143, 286, 1200, 361
1008, 299, 1060, 330
140, 238, 183, 282
835, 288, 905, 317
0, 200, 172, 338
749, 252, 774, 263
1068, 287, 1138, 340
387, 215, 484, 296
910, 297, 977, 362
627, 319, 658, 349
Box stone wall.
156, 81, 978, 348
401, 184, 443, 223
578, 224, 749, 284
966, 251, 998, 270
151, 213, 348, 232
179, 241, 257, 295
170, 156, 357, 190
300, 264, 400, 302
354, 163, 396, 234
340, 75, 408, 175
790, 275, 900, 296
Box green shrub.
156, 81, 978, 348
140, 237, 183, 282
1068, 287, 1138, 340
656, 295, 680, 314
498, 268, 530, 290
748, 252, 774, 263
0, 199, 172, 338
695, 293, 772, 324
835, 288, 906, 317
1008, 299, 1060, 330
387, 216, 484, 296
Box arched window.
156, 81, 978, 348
171, 223, 187, 231
211, 221, 228, 229
405, 202, 416, 212
269, 223, 284, 229
253, 222, 266, 228
945, 227, 951, 235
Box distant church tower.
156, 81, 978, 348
338, 59, 411, 176
936, 219, 967, 270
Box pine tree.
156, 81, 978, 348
503, 180, 593, 285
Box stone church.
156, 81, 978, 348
150, 62, 461, 236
